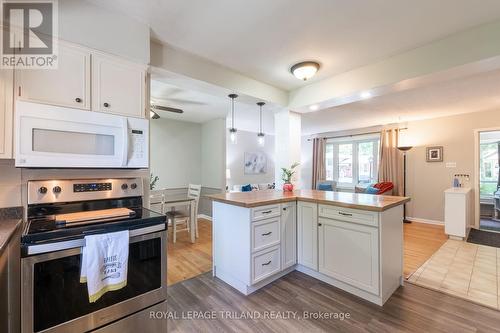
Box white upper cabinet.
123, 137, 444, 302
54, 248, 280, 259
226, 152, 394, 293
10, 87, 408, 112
0, 69, 14, 159
15, 41, 147, 118
92, 52, 146, 118
16, 43, 91, 110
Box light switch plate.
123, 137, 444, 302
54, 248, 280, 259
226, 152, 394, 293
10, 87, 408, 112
445, 162, 457, 168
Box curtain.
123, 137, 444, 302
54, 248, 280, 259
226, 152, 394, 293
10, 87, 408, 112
312, 138, 326, 189
378, 129, 404, 196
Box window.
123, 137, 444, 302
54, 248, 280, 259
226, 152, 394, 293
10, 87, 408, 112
479, 142, 499, 198
325, 135, 380, 188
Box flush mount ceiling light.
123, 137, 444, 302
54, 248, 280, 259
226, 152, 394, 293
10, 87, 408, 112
228, 94, 238, 144
309, 104, 319, 111
291, 61, 320, 81
360, 91, 372, 99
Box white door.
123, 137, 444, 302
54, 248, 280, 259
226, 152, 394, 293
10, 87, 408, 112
0, 69, 13, 159
281, 202, 297, 269
16, 43, 91, 110
92, 53, 146, 118
297, 201, 318, 270
318, 217, 379, 295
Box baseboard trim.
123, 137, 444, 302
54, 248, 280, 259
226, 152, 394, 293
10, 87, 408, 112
198, 214, 212, 221
406, 217, 444, 225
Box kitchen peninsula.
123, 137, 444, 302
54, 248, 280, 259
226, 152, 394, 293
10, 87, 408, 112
209, 190, 410, 306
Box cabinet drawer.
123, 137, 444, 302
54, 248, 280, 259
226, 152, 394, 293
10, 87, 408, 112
251, 204, 280, 221
252, 246, 281, 284
252, 218, 280, 252
318, 205, 378, 227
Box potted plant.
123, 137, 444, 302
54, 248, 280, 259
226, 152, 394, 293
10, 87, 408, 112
150, 173, 159, 190
281, 162, 299, 191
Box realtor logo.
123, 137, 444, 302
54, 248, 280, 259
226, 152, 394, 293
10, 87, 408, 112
1, 0, 58, 69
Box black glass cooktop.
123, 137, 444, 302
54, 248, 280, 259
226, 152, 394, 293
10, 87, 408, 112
23, 197, 166, 245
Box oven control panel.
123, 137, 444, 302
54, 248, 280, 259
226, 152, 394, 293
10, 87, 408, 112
73, 182, 112, 192
27, 178, 143, 205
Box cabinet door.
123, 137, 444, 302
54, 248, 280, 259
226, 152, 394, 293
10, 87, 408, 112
318, 218, 379, 295
0, 69, 13, 159
297, 201, 318, 270
92, 53, 146, 118
281, 203, 296, 269
16, 43, 91, 109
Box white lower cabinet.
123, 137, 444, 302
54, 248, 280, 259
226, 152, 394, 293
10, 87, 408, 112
318, 217, 379, 294
281, 202, 297, 269
297, 201, 318, 270
252, 245, 281, 284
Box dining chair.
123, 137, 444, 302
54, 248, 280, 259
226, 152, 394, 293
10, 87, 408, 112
166, 184, 202, 243
149, 190, 166, 214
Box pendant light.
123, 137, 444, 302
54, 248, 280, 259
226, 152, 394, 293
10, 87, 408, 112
228, 94, 238, 144
257, 102, 265, 146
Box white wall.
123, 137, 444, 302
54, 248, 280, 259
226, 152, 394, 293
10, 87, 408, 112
150, 118, 202, 189
226, 130, 275, 188
274, 110, 302, 189
201, 118, 226, 190
59, 0, 150, 63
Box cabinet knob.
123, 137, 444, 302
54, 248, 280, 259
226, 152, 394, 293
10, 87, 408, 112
318, 223, 322, 226
75, 97, 82, 103
103, 102, 110, 108
283, 207, 287, 211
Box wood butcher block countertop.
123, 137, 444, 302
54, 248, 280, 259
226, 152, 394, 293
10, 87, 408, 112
209, 189, 410, 212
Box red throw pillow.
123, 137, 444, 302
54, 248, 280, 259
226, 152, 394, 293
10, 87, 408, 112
373, 182, 394, 194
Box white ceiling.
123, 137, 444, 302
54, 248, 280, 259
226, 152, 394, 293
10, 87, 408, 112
302, 68, 500, 135
150, 79, 276, 133
90, 0, 500, 90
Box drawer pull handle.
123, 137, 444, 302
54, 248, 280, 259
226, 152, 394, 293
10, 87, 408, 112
262, 210, 272, 214
262, 260, 272, 266
262, 231, 272, 236
338, 212, 353, 217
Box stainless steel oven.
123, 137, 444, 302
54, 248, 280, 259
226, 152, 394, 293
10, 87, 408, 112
21, 178, 167, 333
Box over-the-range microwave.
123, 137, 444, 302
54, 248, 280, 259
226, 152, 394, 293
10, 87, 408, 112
15, 101, 149, 168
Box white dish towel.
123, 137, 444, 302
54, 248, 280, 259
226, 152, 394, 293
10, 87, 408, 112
80, 230, 129, 303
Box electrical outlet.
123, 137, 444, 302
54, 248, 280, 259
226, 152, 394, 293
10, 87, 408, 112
445, 162, 457, 168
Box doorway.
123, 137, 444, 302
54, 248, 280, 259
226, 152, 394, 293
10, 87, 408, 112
475, 129, 500, 232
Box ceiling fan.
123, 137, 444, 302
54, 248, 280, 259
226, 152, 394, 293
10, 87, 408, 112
150, 103, 184, 119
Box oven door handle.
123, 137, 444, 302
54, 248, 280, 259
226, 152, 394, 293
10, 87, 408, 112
24, 224, 166, 255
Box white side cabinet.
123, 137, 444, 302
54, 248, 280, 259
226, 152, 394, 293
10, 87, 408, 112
297, 201, 318, 271
318, 217, 379, 295
0, 69, 13, 159
16, 43, 91, 110
91, 53, 146, 118
444, 187, 472, 239
281, 202, 297, 269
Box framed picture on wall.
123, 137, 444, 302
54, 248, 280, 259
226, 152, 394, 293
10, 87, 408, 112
244, 152, 267, 174
426, 146, 443, 162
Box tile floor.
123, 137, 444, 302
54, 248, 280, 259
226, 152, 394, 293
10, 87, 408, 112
408, 239, 500, 309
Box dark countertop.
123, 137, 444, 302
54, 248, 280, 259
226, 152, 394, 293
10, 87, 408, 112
0, 207, 23, 255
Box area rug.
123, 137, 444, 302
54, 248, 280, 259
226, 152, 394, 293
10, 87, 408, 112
467, 228, 500, 248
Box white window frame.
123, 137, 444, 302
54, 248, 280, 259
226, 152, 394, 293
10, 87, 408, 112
325, 134, 380, 189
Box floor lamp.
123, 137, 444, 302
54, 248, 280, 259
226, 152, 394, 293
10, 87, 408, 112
397, 146, 412, 223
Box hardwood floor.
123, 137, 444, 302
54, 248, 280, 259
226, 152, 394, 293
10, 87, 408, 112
404, 221, 447, 278
167, 270, 500, 333
167, 218, 212, 286
167, 219, 444, 285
